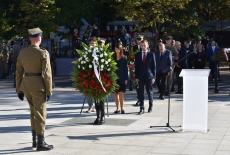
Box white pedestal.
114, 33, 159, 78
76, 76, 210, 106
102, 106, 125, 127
179, 69, 210, 133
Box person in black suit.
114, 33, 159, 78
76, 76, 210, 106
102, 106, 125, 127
155, 43, 172, 100
91, 24, 100, 38
135, 40, 156, 114
194, 44, 206, 69
183, 40, 194, 69
174, 41, 188, 94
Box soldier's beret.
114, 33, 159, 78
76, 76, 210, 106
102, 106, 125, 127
166, 36, 172, 40
28, 27, 42, 38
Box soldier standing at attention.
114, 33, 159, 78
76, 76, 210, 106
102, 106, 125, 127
11, 41, 21, 87
165, 36, 178, 95
16, 27, 53, 151
0, 41, 9, 79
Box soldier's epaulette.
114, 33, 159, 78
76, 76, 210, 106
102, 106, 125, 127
40, 47, 47, 51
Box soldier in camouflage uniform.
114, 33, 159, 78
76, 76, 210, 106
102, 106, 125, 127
11, 41, 21, 87
0, 41, 9, 79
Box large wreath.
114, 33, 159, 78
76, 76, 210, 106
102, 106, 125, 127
71, 43, 118, 102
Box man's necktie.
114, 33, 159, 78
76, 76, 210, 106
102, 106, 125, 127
160, 53, 163, 60
143, 52, 146, 63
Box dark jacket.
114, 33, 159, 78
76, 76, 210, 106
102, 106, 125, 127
115, 57, 128, 84
155, 49, 172, 73
135, 51, 156, 80
133, 44, 141, 53
176, 47, 188, 69
207, 46, 219, 62
194, 50, 206, 69
91, 28, 99, 38
183, 46, 194, 69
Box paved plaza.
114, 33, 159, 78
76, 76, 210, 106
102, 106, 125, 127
0, 68, 230, 155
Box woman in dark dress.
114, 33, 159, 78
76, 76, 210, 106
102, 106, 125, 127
194, 44, 206, 69
114, 43, 128, 114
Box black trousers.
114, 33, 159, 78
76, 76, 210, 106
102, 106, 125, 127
209, 61, 220, 79
156, 72, 168, 96
138, 78, 153, 110
175, 69, 183, 92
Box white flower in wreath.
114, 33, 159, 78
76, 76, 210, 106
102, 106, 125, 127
101, 67, 104, 71
108, 59, 111, 62
104, 53, 107, 56
105, 61, 108, 65
88, 49, 92, 53
107, 68, 111, 71
100, 48, 103, 51
82, 67, 85, 70
89, 64, 92, 68
101, 59, 105, 63
100, 54, 103, 58
81, 61, 84, 64
101, 64, 104, 68
78, 65, 80, 68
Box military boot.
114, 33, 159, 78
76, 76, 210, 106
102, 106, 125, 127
94, 103, 100, 125
99, 101, 105, 125
32, 130, 37, 148
36, 134, 54, 151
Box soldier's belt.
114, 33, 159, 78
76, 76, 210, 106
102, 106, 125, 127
25, 73, 42, 76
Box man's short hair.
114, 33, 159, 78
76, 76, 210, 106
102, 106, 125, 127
140, 40, 148, 44
175, 41, 181, 45
89, 37, 96, 42
158, 43, 165, 48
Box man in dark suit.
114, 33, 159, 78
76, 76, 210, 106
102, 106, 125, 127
185, 40, 194, 69
91, 24, 100, 38
135, 40, 156, 114
207, 40, 220, 80
155, 43, 172, 100
175, 41, 188, 94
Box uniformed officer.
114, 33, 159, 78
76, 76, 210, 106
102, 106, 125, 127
97, 38, 106, 47
0, 41, 9, 79
16, 27, 53, 151
165, 36, 178, 95
133, 35, 143, 52
11, 41, 21, 87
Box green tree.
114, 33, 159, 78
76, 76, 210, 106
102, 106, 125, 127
54, 0, 98, 38
16, 0, 58, 38
0, 0, 21, 40
111, 0, 191, 48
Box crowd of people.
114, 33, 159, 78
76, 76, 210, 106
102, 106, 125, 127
1, 24, 229, 152
80, 32, 224, 117
0, 39, 30, 84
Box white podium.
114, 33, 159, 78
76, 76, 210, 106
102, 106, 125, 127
179, 69, 210, 133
